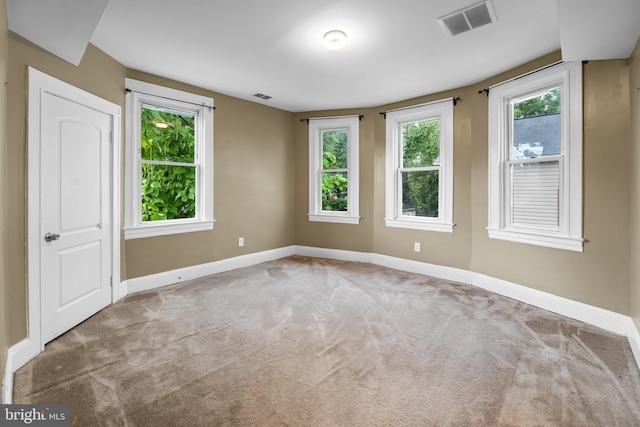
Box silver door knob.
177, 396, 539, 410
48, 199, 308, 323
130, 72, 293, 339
44, 232, 60, 242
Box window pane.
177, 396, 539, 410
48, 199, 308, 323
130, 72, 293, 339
512, 88, 560, 159
141, 164, 196, 221
402, 119, 440, 168
322, 172, 348, 211
511, 161, 559, 228
322, 129, 348, 169
141, 104, 195, 163
402, 170, 439, 217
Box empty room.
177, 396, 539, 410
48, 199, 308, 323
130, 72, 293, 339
2, 0, 640, 425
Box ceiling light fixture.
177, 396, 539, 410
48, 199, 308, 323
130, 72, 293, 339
323, 30, 347, 50
155, 122, 169, 129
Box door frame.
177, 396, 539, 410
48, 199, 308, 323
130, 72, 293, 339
24, 67, 121, 361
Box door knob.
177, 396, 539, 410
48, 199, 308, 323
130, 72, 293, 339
44, 232, 60, 242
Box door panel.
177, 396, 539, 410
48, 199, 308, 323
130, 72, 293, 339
59, 241, 102, 306
41, 92, 112, 344
59, 121, 102, 232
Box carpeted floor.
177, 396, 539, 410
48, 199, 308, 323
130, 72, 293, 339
12, 256, 640, 426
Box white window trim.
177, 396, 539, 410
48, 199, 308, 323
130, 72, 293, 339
308, 116, 360, 224
487, 61, 583, 252
124, 78, 214, 239
384, 99, 454, 232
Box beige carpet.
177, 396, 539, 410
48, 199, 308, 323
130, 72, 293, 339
12, 256, 640, 426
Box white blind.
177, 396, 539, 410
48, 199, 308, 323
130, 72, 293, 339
510, 161, 559, 228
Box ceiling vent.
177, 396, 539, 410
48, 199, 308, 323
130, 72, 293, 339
253, 93, 272, 100
439, 1, 496, 37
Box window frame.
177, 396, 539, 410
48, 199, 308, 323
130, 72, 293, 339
124, 78, 214, 239
487, 61, 583, 251
308, 116, 360, 224
384, 99, 454, 232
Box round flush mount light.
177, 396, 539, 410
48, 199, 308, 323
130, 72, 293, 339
323, 30, 347, 50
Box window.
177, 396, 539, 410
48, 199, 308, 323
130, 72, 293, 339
488, 61, 583, 251
308, 116, 360, 224
125, 79, 214, 239
385, 99, 454, 232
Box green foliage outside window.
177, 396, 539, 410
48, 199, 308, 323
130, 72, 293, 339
140, 106, 196, 221
321, 129, 348, 211
402, 119, 440, 217
513, 88, 560, 119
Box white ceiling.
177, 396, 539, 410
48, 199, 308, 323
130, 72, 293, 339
558, 0, 640, 61
7, 0, 109, 65
8, 0, 640, 112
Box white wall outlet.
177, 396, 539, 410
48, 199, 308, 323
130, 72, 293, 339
414, 242, 421, 252
238, 237, 244, 247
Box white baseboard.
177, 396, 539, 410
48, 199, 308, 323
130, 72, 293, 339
126, 246, 296, 294
118, 280, 128, 301
3, 338, 33, 404
2, 347, 12, 404
471, 273, 629, 335
295, 246, 371, 263
7, 339, 38, 380
627, 318, 640, 370
371, 253, 474, 285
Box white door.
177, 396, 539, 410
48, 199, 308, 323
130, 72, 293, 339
40, 92, 113, 344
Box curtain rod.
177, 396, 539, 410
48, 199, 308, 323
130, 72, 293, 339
478, 60, 565, 97
379, 97, 456, 119
300, 114, 363, 124
125, 88, 215, 110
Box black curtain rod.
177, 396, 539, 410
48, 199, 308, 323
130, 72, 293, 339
125, 88, 215, 110
478, 60, 582, 97
379, 97, 460, 119
300, 114, 364, 124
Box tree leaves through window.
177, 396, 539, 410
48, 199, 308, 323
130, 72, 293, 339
140, 105, 196, 221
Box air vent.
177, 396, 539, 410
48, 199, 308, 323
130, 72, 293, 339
253, 93, 272, 100
439, 1, 496, 37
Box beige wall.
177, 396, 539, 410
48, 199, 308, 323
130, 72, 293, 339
630, 37, 640, 331
297, 51, 634, 314
0, 0, 8, 375
124, 70, 295, 279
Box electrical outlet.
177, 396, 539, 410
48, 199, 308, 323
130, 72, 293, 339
238, 237, 244, 247
414, 242, 421, 252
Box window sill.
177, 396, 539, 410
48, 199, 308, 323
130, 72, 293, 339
385, 218, 454, 233
124, 220, 215, 240
308, 214, 360, 225
487, 228, 583, 252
